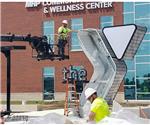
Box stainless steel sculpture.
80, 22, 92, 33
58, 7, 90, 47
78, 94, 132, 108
77, 24, 147, 116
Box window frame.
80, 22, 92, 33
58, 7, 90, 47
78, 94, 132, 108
43, 20, 55, 44
135, 4, 150, 19
100, 16, 113, 29
43, 67, 55, 100
123, 2, 150, 100
71, 18, 83, 51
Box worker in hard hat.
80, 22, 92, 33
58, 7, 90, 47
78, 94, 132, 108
58, 20, 76, 59
85, 88, 110, 123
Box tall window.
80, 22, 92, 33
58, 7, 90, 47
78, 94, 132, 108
71, 18, 83, 51
43, 20, 54, 44
71, 65, 86, 99
43, 67, 55, 100
100, 16, 113, 28
123, 2, 150, 100
72, 65, 85, 93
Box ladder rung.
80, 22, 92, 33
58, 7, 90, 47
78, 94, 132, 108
69, 103, 78, 106
64, 79, 79, 116
68, 84, 75, 87
69, 100, 78, 103
68, 91, 76, 93
68, 106, 78, 109
68, 87, 75, 89
70, 97, 78, 100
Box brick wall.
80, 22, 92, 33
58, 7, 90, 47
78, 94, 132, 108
1, 2, 123, 93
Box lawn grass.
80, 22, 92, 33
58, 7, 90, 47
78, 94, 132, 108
0, 101, 22, 105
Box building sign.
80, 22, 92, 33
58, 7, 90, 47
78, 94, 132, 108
62, 65, 87, 83
103, 25, 138, 59
25, 2, 41, 8
25, 2, 113, 14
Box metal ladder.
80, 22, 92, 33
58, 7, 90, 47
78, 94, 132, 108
64, 78, 79, 116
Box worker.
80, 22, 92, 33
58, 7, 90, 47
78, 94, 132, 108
0, 110, 5, 124
58, 20, 76, 59
0, 116, 4, 124
85, 88, 110, 123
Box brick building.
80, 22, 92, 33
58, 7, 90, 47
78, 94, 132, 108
1, 2, 150, 103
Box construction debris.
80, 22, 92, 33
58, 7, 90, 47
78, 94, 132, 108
4, 100, 149, 124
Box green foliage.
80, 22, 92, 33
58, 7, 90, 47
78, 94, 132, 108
0, 101, 22, 105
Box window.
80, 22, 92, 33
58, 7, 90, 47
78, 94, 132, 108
137, 94, 150, 100
72, 65, 85, 93
125, 60, 135, 70
124, 86, 136, 100
144, 34, 150, 40
136, 64, 150, 78
123, 2, 134, 24
66, 65, 87, 99
135, 4, 150, 19
100, 16, 113, 28
124, 13, 134, 24
124, 71, 135, 85
71, 18, 83, 51
136, 56, 150, 63
124, 2, 134, 12
136, 42, 150, 55
123, 2, 150, 100
136, 78, 150, 92
135, 2, 150, 5
135, 19, 150, 33
43, 67, 55, 100
101, 16, 113, 22
43, 20, 54, 44
72, 66, 84, 93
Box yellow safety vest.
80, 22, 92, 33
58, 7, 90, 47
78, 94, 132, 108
58, 26, 71, 40
90, 97, 110, 123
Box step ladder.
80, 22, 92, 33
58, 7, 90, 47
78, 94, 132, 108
64, 78, 79, 116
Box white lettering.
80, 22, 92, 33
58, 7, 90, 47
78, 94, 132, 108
43, 7, 49, 13
85, 3, 91, 9
57, 6, 62, 12
79, 3, 84, 10
86, 2, 113, 10
72, 4, 76, 11
25, 2, 113, 13
66, 5, 72, 11
25, 2, 40, 8
108, 2, 113, 7
42, 2, 51, 6
48, 3, 85, 13
104, 2, 108, 8
91, 2, 96, 9
49, 6, 57, 13
42, 2, 76, 6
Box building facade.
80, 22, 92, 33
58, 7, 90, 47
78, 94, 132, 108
1, 2, 149, 102
123, 2, 150, 100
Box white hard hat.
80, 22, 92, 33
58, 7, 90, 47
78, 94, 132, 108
62, 20, 68, 24
85, 88, 96, 99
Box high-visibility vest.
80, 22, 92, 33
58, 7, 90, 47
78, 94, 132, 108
90, 97, 110, 123
58, 26, 71, 40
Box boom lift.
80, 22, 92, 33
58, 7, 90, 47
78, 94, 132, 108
0, 34, 69, 117
1, 34, 69, 61
1, 46, 26, 117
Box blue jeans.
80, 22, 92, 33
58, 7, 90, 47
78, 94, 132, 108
58, 39, 67, 57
